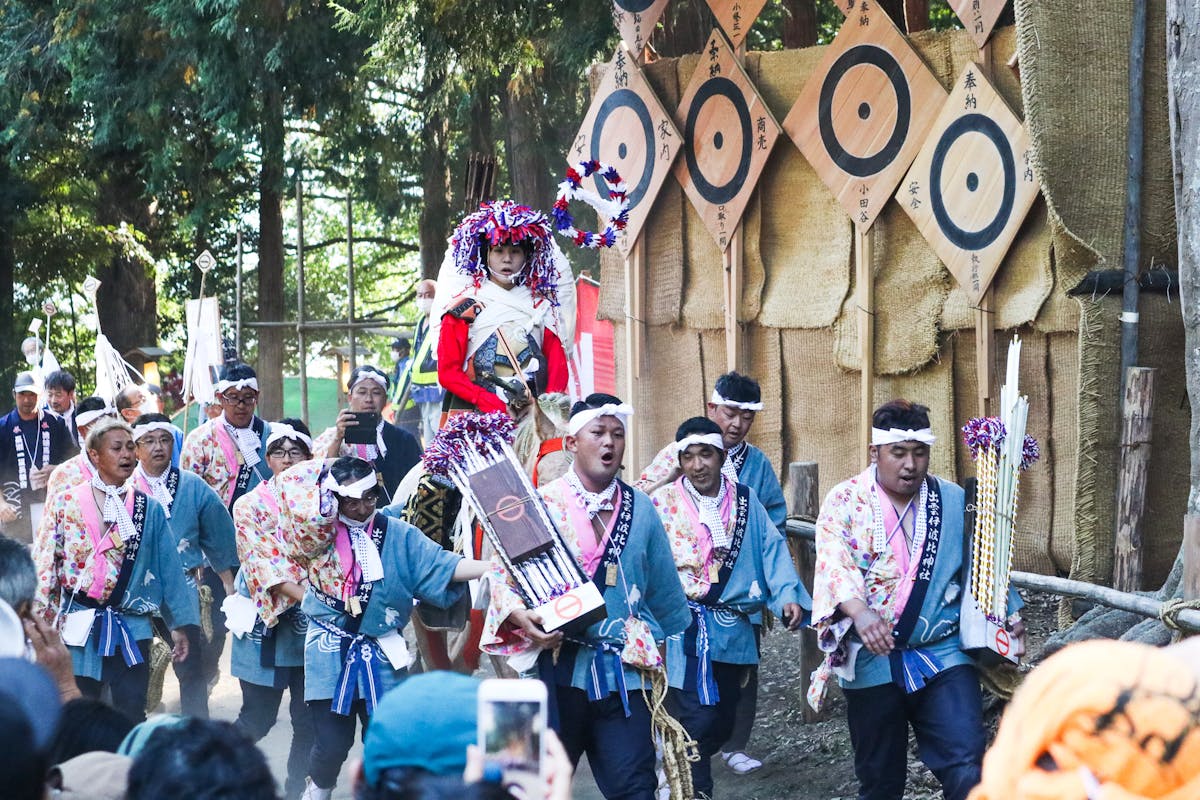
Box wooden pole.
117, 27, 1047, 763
1186, 515, 1200, 600
975, 288, 995, 415
788, 462, 826, 723
1009, 570, 1200, 632
724, 227, 743, 371
1113, 367, 1156, 591
856, 224, 874, 455
624, 234, 646, 466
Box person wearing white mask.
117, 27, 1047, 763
404, 279, 444, 444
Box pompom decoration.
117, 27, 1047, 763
449, 200, 561, 305
961, 417, 1008, 455
422, 412, 517, 478
1020, 435, 1040, 471
552, 159, 630, 249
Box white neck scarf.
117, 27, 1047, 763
134, 463, 174, 518
339, 513, 384, 582
91, 474, 138, 545
683, 476, 730, 549
351, 420, 387, 462
721, 442, 745, 485
221, 413, 262, 468
563, 468, 618, 520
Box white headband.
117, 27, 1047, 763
321, 472, 378, 499
871, 427, 937, 446
349, 370, 388, 391
710, 390, 763, 412
215, 377, 259, 394
567, 403, 634, 436
675, 432, 726, 454
266, 424, 313, 452
75, 407, 116, 427
132, 421, 178, 442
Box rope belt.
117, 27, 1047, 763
311, 615, 387, 716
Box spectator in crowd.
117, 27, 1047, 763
0, 371, 77, 542
115, 384, 149, 424
125, 717, 279, 800
45, 751, 132, 800
0, 531, 36, 617
46, 697, 135, 766
44, 369, 79, 440
0, 657, 63, 800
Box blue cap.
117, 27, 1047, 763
363, 671, 480, 785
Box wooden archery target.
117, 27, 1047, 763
612, 0, 669, 56
705, 0, 768, 50
950, 0, 1008, 49
784, 1, 945, 229
673, 29, 781, 252
569, 44, 682, 254
897, 62, 1040, 306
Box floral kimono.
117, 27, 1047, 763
181, 416, 272, 510
46, 453, 96, 506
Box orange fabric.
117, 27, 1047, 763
969, 640, 1200, 800
531, 437, 564, 487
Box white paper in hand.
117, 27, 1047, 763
61, 608, 97, 647
506, 647, 541, 675
221, 593, 259, 639
374, 629, 414, 669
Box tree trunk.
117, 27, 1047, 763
0, 161, 17, 394
501, 75, 552, 208
904, 0, 930, 33
95, 154, 156, 371
419, 75, 452, 279
255, 0, 286, 420
658, 0, 712, 57
782, 0, 818, 48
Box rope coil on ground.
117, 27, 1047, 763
644, 667, 698, 800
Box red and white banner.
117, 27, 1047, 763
569, 277, 616, 401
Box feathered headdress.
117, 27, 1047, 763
449, 200, 561, 305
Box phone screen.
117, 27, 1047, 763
480, 698, 544, 776
344, 412, 381, 444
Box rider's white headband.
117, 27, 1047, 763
75, 407, 116, 428
675, 433, 726, 454
710, 390, 763, 412
266, 424, 313, 452
132, 421, 178, 442
566, 403, 634, 437
349, 370, 388, 391
871, 427, 937, 446
322, 472, 378, 499
215, 378, 259, 394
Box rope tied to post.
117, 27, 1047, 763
1158, 597, 1200, 641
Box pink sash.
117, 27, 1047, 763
876, 483, 920, 618
80, 488, 133, 600
675, 476, 735, 582
566, 484, 622, 576
212, 423, 241, 505
333, 516, 374, 601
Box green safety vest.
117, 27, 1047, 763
410, 320, 438, 387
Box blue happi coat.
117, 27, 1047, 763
230, 570, 307, 687
734, 444, 788, 536
656, 483, 809, 692
300, 514, 466, 705
144, 468, 239, 573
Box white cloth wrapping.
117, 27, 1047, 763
131, 421, 177, 442
721, 442, 745, 486
567, 403, 634, 436
133, 464, 174, 519
870, 427, 937, 446
214, 377, 259, 394
221, 414, 262, 468
710, 390, 764, 411
90, 474, 139, 545
563, 468, 618, 519
349, 370, 388, 391
674, 432, 726, 454
322, 472, 377, 499
75, 406, 116, 428
683, 476, 731, 550
264, 423, 313, 452
339, 513, 384, 582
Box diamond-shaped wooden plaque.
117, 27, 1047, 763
705, 0, 768, 50
611, 0, 670, 56
568, 45, 682, 255
785, 0, 946, 229
897, 62, 1040, 306
950, 0, 1008, 49
673, 29, 781, 252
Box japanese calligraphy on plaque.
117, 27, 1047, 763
897, 62, 1040, 306
784, 0, 946, 230
673, 29, 781, 252
611, 0, 670, 56
705, 0, 769, 50
569, 44, 682, 254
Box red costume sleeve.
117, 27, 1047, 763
436, 314, 507, 414
542, 328, 568, 394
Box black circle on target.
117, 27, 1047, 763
591, 88, 656, 210
614, 0, 656, 12
818, 44, 911, 178
929, 113, 1015, 251
684, 76, 752, 206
